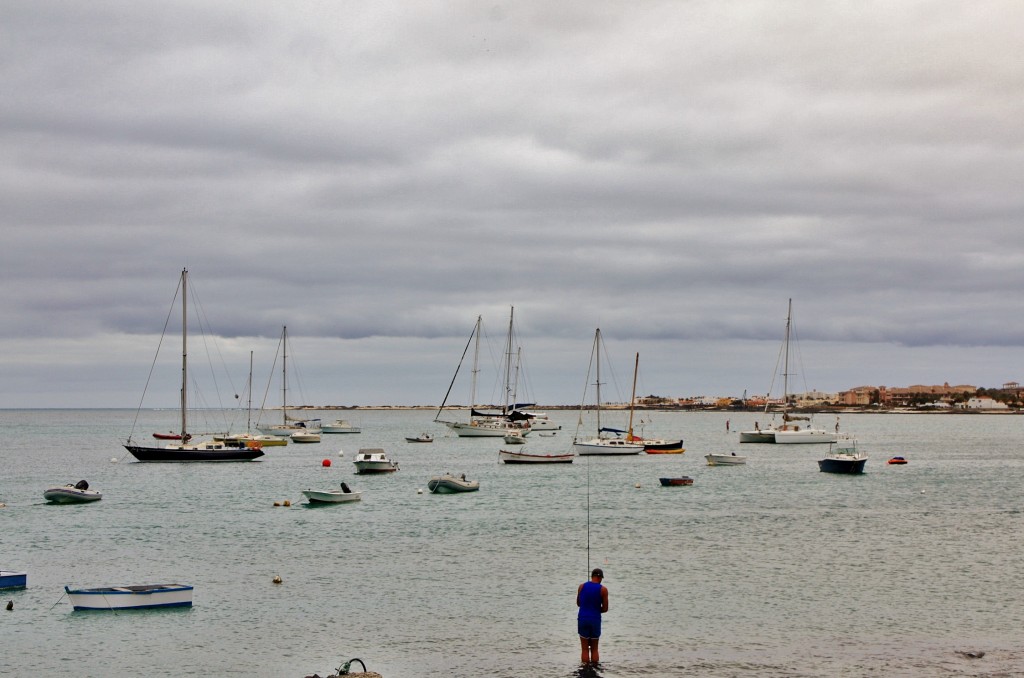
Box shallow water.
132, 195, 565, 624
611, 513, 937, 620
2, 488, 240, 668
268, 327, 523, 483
1, 409, 1021, 677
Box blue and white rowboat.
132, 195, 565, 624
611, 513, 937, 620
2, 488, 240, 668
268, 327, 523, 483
64, 584, 193, 610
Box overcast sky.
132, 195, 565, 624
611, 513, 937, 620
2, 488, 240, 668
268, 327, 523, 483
3, 1, 1023, 409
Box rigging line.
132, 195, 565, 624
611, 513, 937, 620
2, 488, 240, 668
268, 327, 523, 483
254, 331, 284, 428
586, 450, 591, 575
126, 273, 182, 442
434, 318, 478, 421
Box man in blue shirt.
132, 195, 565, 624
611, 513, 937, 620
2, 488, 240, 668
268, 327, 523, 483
576, 568, 610, 664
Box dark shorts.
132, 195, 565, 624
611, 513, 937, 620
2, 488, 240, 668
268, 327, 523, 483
578, 618, 601, 639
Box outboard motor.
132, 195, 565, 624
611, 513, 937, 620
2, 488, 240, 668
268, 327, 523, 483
75, 479, 89, 490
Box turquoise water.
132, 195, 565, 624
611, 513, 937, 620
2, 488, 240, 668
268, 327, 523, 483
1, 409, 1022, 677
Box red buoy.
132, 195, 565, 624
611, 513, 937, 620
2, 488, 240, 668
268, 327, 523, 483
322, 459, 331, 467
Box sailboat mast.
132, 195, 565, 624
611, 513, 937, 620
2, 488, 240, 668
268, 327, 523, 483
469, 315, 481, 417
281, 326, 288, 426
783, 298, 792, 412
247, 350, 253, 432
180, 268, 188, 438
503, 307, 514, 415
627, 352, 639, 438
594, 328, 602, 434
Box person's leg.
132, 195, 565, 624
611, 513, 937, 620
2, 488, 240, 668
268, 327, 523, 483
580, 636, 591, 663
589, 638, 600, 664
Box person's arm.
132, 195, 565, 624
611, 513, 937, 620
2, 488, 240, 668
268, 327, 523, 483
600, 586, 609, 613
576, 583, 584, 608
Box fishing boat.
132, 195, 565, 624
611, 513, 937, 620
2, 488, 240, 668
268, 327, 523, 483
427, 474, 480, 493
405, 433, 433, 443
434, 311, 531, 438
123, 270, 264, 463
659, 476, 694, 486
818, 437, 867, 474
0, 570, 27, 590
64, 584, 193, 610
498, 449, 574, 464
503, 431, 527, 445
572, 329, 644, 456
322, 419, 361, 434
256, 326, 322, 438
43, 480, 102, 503
705, 452, 747, 466
302, 483, 362, 504
352, 449, 399, 474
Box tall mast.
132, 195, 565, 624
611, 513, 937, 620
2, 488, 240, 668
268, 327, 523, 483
782, 298, 792, 412
627, 352, 639, 439
503, 307, 515, 415
281, 326, 288, 425
469, 315, 481, 417
594, 328, 602, 435
246, 350, 253, 432
180, 268, 188, 438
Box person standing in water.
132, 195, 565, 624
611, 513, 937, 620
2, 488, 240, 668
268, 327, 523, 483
577, 568, 609, 664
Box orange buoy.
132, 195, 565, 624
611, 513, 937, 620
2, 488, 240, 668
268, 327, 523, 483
322, 459, 331, 467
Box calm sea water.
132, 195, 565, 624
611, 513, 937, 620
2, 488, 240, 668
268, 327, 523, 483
1, 409, 1022, 678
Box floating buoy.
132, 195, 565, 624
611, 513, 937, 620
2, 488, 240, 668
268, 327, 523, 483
110, 457, 118, 463
273, 501, 281, 507
417, 488, 423, 494
322, 459, 331, 467
283, 499, 290, 507
5, 601, 11, 611
272, 575, 282, 584
337, 448, 345, 457
0, 503, 6, 509
635, 483, 642, 489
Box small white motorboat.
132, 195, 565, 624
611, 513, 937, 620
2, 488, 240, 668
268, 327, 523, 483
64, 583, 193, 610
499, 449, 574, 464
302, 482, 362, 504
405, 433, 433, 443
322, 419, 361, 434
290, 431, 322, 443
705, 453, 747, 466
44, 480, 102, 504
427, 474, 480, 493
503, 432, 527, 445
353, 449, 399, 474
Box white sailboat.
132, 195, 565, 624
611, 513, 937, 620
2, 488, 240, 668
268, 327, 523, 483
572, 329, 643, 456
434, 310, 530, 438
740, 299, 836, 444
256, 326, 321, 438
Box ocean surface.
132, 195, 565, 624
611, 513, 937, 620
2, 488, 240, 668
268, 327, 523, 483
1, 408, 1022, 678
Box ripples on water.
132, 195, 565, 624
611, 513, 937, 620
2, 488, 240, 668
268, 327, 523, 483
1, 410, 1022, 677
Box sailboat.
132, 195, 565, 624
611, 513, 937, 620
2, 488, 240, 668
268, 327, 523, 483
622, 353, 685, 454
739, 299, 836, 444
217, 351, 289, 447
434, 310, 531, 438
256, 326, 321, 438
572, 329, 644, 456
124, 270, 265, 462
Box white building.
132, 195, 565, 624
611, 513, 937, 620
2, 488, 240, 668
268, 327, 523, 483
962, 397, 1009, 410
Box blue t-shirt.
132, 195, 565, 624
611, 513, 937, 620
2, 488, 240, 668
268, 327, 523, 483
578, 581, 604, 622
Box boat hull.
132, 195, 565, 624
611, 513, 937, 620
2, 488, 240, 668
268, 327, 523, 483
0, 571, 27, 589
499, 450, 574, 464
43, 486, 102, 503
739, 430, 775, 443
302, 490, 362, 503
427, 476, 480, 493
125, 444, 264, 462
642, 440, 685, 454
65, 584, 193, 610
573, 439, 644, 456
773, 429, 836, 444
659, 477, 694, 486
705, 453, 747, 465
818, 457, 867, 474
